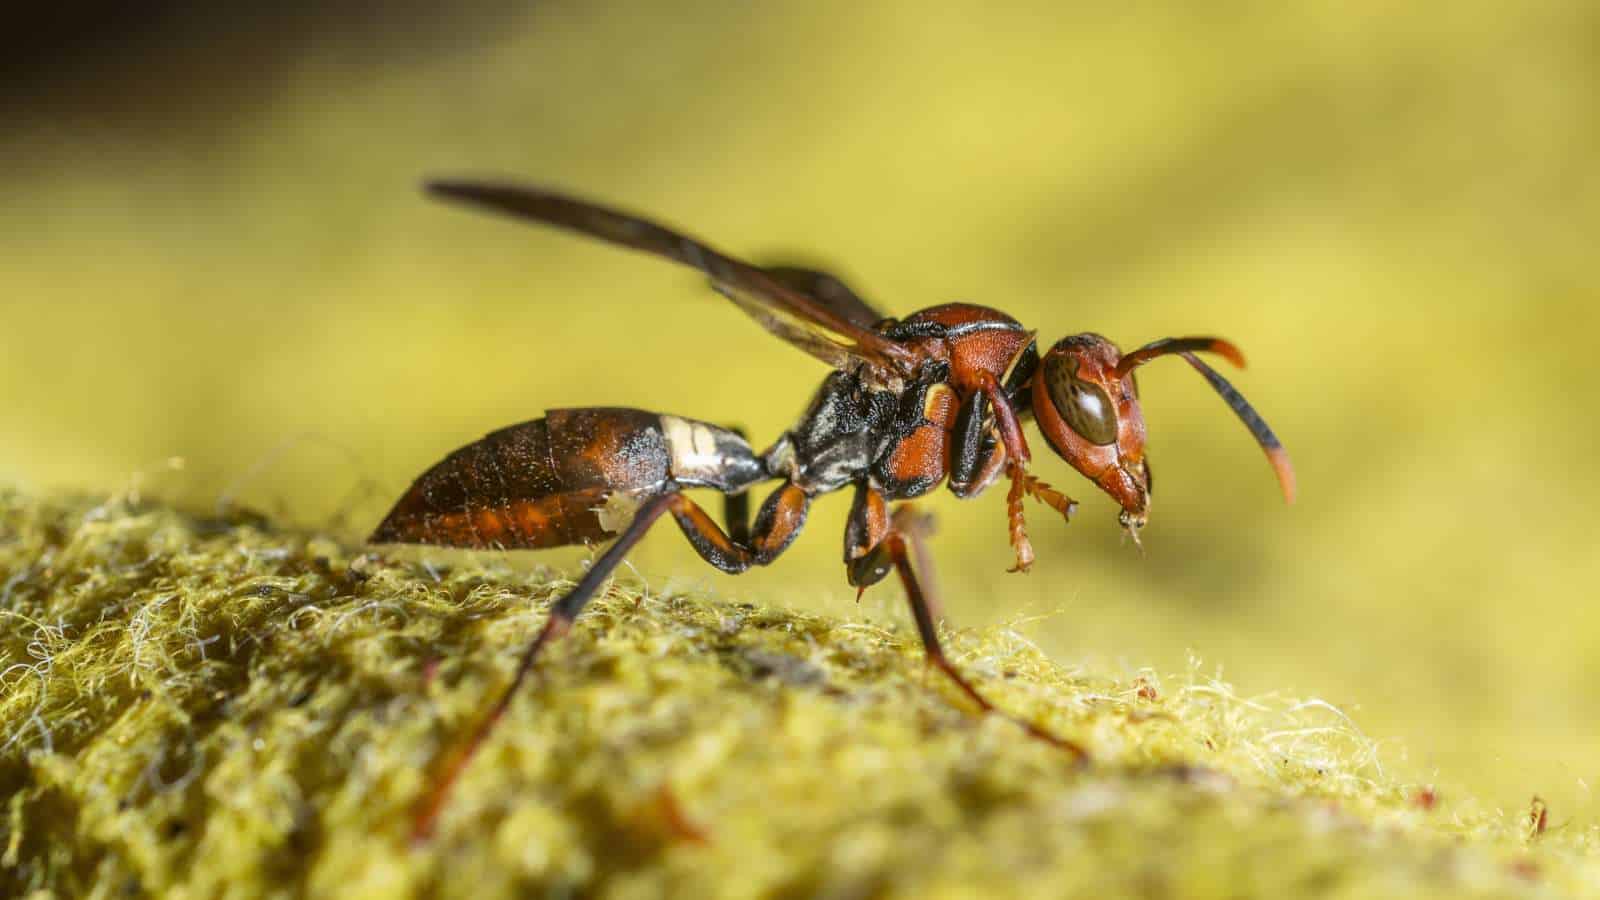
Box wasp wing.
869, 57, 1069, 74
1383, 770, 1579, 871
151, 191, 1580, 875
425, 180, 918, 383
758, 265, 885, 330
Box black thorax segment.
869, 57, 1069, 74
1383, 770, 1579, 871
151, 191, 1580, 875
949, 340, 1038, 495
782, 369, 897, 495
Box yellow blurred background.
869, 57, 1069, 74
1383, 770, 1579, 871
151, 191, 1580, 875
4, 1, 1597, 817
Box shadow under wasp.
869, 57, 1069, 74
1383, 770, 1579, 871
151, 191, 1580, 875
371, 180, 1297, 838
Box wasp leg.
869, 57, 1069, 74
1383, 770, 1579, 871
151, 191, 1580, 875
949, 391, 1012, 503
667, 482, 809, 573
977, 371, 1032, 463
724, 488, 751, 546
411, 483, 808, 840
1012, 465, 1077, 520
973, 371, 1077, 571
1004, 464, 1036, 573
843, 482, 891, 600
950, 345, 1045, 500
412, 488, 680, 840
949, 391, 994, 497
874, 505, 1088, 760
719, 424, 754, 546
1000, 460, 1079, 573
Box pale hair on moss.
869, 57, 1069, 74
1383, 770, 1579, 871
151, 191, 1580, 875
0, 488, 1589, 898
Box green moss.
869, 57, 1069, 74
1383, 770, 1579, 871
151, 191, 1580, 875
0, 486, 1594, 898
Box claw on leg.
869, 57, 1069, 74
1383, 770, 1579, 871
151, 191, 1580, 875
1018, 470, 1077, 523
927, 654, 1089, 762
1004, 461, 1078, 573
1005, 463, 1035, 573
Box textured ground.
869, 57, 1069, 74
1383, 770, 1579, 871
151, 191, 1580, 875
1, 487, 1594, 898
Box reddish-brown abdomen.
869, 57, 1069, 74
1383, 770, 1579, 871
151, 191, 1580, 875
371, 408, 672, 550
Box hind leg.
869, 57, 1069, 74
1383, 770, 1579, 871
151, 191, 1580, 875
411, 481, 810, 839
411, 490, 677, 839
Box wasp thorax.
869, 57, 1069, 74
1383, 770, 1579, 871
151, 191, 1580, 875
1042, 352, 1118, 445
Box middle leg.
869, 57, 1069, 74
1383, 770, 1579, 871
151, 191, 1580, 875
853, 502, 1089, 759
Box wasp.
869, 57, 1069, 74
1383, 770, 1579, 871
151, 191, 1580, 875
373, 181, 1296, 836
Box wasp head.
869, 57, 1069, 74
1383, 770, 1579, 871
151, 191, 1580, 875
1030, 333, 1295, 538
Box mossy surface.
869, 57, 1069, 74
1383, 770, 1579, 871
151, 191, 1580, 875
1, 487, 1594, 899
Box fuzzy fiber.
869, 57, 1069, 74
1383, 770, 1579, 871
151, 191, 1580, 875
0, 488, 1592, 898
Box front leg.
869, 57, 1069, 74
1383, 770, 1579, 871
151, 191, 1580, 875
974, 373, 1078, 572
1002, 459, 1080, 572
948, 390, 1002, 498
977, 371, 1031, 464
1005, 463, 1035, 573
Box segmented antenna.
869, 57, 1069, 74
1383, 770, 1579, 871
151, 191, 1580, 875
1179, 352, 1296, 504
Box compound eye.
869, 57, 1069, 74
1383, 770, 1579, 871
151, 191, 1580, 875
1044, 354, 1118, 445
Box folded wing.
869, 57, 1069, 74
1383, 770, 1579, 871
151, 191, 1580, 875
426, 180, 919, 386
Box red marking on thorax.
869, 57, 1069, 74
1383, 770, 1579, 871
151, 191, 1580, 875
893, 304, 1033, 396
884, 384, 959, 491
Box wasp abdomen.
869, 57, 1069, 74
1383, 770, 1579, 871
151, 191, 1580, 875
371, 408, 764, 550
